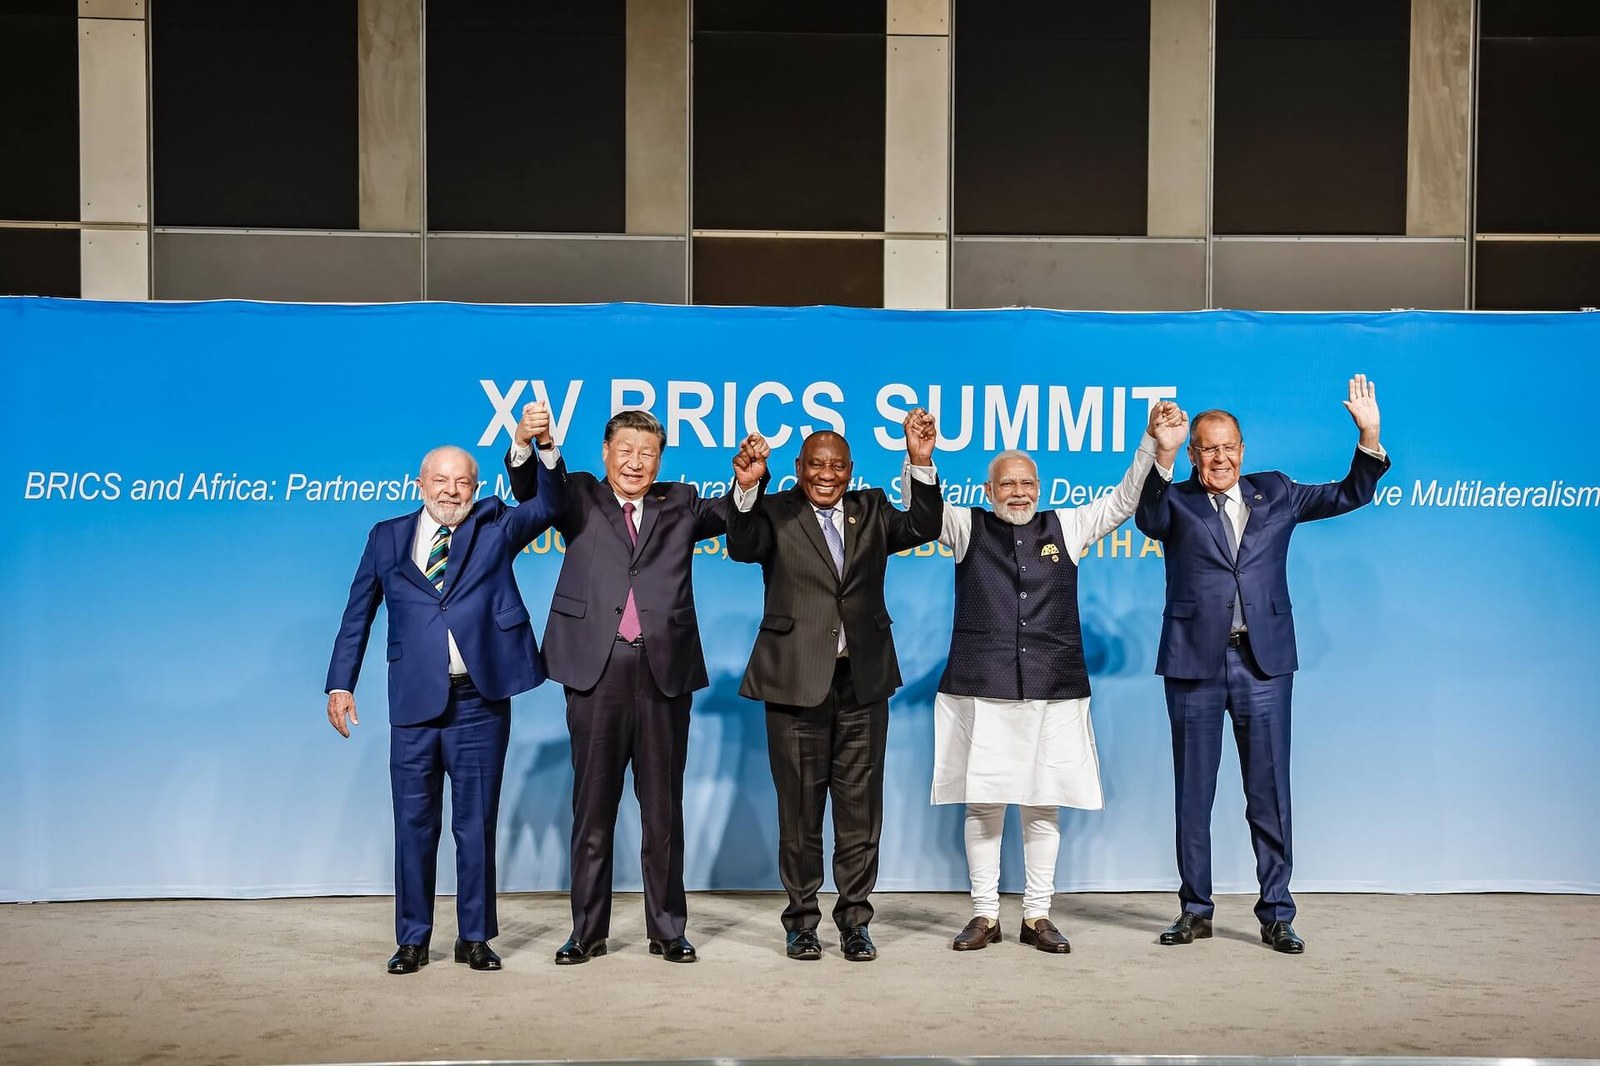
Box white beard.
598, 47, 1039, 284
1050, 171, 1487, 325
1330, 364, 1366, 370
994, 501, 1037, 526
425, 498, 473, 527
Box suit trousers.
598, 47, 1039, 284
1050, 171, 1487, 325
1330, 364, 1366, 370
566, 640, 692, 943
764, 656, 889, 934
389, 680, 511, 945
1164, 639, 1296, 926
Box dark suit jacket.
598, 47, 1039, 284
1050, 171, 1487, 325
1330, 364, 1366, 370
510, 459, 729, 697
326, 454, 566, 725
727, 475, 943, 707
1134, 447, 1391, 681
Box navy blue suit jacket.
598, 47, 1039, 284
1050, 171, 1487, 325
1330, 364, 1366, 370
1135, 447, 1390, 680
325, 454, 566, 725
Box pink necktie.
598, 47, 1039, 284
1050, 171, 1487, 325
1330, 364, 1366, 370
618, 501, 642, 641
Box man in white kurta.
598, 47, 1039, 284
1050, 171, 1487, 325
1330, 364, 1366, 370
920, 402, 1186, 953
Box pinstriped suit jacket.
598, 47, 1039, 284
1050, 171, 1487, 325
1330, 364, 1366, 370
727, 476, 942, 707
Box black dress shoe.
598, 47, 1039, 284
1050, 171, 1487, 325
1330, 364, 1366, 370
785, 929, 823, 961
1159, 913, 1214, 945
1261, 920, 1305, 954
839, 925, 877, 962
554, 937, 607, 965
387, 943, 428, 975
648, 936, 698, 963
454, 938, 502, 971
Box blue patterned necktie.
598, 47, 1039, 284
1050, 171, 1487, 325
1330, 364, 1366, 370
1214, 495, 1244, 632
817, 507, 845, 577
426, 524, 450, 592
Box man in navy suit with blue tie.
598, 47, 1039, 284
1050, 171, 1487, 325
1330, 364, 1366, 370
1136, 375, 1389, 954
326, 404, 565, 974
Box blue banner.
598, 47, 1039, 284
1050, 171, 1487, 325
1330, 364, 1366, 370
4, 297, 1598, 900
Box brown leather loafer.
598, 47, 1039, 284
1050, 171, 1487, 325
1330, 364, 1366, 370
1020, 918, 1071, 954
951, 916, 1000, 951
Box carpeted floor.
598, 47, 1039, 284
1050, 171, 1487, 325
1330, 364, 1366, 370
4, 891, 1597, 1065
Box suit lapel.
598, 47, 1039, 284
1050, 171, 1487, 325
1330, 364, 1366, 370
1183, 475, 1235, 562
601, 488, 638, 554
841, 494, 859, 577
1235, 476, 1267, 560
790, 491, 838, 581
632, 487, 665, 563
396, 511, 439, 597
440, 504, 486, 597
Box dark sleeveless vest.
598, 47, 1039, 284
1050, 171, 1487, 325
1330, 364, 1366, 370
938, 509, 1089, 700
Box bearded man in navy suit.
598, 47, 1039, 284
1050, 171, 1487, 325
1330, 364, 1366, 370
326, 403, 565, 974
1136, 375, 1389, 955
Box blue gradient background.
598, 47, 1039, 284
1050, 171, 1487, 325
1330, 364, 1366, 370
3, 298, 1597, 901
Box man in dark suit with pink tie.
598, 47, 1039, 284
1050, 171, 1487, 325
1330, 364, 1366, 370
507, 407, 740, 965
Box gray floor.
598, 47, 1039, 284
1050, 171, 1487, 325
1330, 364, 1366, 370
4, 892, 1598, 1066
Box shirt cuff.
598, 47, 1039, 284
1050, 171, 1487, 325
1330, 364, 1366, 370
536, 444, 561, 469
1153, 462, 1175, 481
907, 463, 937, 485
1357, 442, 1387, 462
732, 482, 760, 511
507, 441, 533, 466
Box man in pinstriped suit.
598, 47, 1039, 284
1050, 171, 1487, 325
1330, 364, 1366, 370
726, 409, 941, 962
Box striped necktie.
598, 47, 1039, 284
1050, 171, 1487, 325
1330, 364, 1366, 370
426, 524, 450, 592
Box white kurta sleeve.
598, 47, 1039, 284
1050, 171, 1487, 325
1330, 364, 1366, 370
1053, 432, 1159, 563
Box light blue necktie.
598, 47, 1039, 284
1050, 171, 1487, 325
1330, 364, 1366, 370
817, 507, 845, 577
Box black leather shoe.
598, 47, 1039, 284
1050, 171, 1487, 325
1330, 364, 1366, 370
1159, 913, 1214, 945
554, 937, 607, 965
951, 916, 1000, 951
1261, 920, 1305, 954
387, 943, 428, 974
840, 925, 877, 962
785, 929, 823, 961
453, 938, 502, 971
648, 936, 698, 963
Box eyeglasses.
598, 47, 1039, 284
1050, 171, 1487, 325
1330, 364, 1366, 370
995, 478, 1039, 492
1193, 441, 1241, 459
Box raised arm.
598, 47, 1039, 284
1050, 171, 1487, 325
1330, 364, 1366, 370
884, 407, 942, 553
1065, 400, 1187, 551
726, 432, 775, 563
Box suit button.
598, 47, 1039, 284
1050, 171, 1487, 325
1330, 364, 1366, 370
1020, 565, 1026, 572
830, 628, 839, 636
440, 604, 448, 611
1020, 592, 1027, 599
615, 606, 623, 614
1021, 621, 1027, 627
630, 569, 638, 576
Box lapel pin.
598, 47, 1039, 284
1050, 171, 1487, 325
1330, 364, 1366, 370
847, 516, 857, 525
1041, 543, 1061, 563
1253, 494, 1263, 501
655, 494, 666, 501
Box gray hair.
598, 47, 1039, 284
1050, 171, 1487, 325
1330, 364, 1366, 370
418, 445, 478, 480
1189, 409, 1242, 442
604, 408, 667, 448
986, 449, 1037, 483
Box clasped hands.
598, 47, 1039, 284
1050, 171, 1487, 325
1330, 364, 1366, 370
513, 402, 555, 448
730, 408, 938, 491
